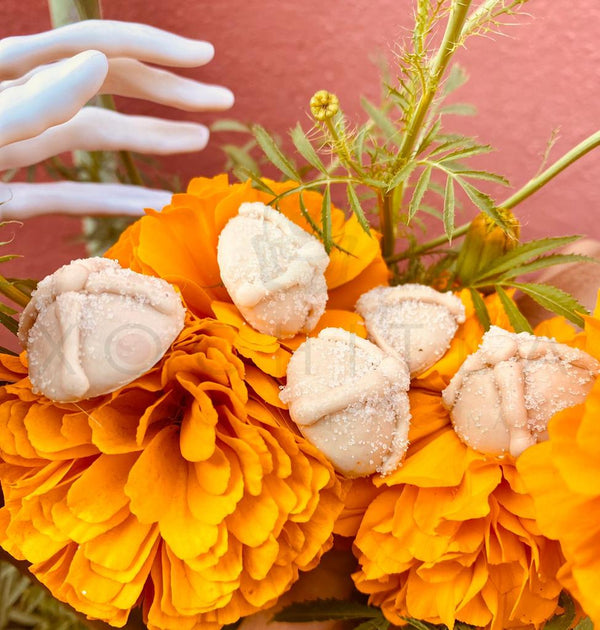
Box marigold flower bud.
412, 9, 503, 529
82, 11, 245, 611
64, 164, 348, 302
455, 209, 520, 287
310, 90, 340, 121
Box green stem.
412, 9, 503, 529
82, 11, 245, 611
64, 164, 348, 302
384, 0, 472, 264
397, 0, 473, 162
0, 275, 31, 307
325, 119, 364, 176
388, 128, 600, 263
386, 222, 470, 262
379, 194, 396, 259
502, 129, 600, 210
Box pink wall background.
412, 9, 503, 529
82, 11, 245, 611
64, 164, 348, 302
1, 0, 599, 282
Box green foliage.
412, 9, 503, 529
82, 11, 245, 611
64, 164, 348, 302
542, 591, 577, 630
273, 598, 385, 623
0, 561, 87, 630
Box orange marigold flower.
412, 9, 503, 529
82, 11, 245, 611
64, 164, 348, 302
518, 301, 600, 627
107, 175, 388, 377
0, 314, 344, 629
352, 291, 565, 630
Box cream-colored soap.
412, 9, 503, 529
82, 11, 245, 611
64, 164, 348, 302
18, 257, 185, 402
280, 328, 411, 477
442, 326, 600, 457
356, 284, 465, 376
217, 202, 329, 338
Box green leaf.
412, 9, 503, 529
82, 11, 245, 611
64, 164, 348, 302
402, 617, 442, 630
222, 144, 260, 177
444, 167, 510, 186
354, 124, 370, 162
415, 118, 442, 155
499, 253, 598, 280
232, 166, 276, 194
0, 311, 18, 335
273, 598, 382, 622
428, 135, 476, 158
321, 185, 333, 253
387, 161, 418, 191
347, 185, 371, 234
439, 102, 478, 116
443, 176, 455, 239
457, 179, 507, 228
0, 255, 20, 264
512, 282, 588, 327
443, 63, 469, 95
291, 123, 328, 174
298, 192, 324, 238
574, 617, 594, 630
252, 124, 300, 181
469, 288, 491, 331
438, 144, 493, 163
408, 165, 432, 221
210, 119, 251, 133
354, 618, 390, 630
495, 285, 533, 333
361, 97, 402, 147
543, 592, 576, 630
473, 236, 582, 281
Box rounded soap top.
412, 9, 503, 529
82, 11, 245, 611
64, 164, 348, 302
356, 284, 466, 376
280, 327, 411, 477
18, 257, 185, 402
442, 325, 600, 457
217, 202, 329, 338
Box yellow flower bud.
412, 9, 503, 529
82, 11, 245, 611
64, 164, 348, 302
310, 90, 340, 121
455, 209, 520, 287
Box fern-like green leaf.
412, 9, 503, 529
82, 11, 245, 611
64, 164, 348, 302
321, 185, 333, 253
298, 192, 324, 238
473, 236, 581, 281
438, 144, 493, 163
439, 103, 477, 116
273, 598, 382, 622
210, 119, 251, 133
469, 288, 491, 331
347, 185, 371, 234
387, 161, 418, 191
443, 64, 469, 95
252, 124, 300, 181
290, 123, 328, 174
443, 176, 455, 239
361, 98, 402, 147
497, 253, 597, 281
409, 165, 433, 221
495, 286, 533, 333
512, 282, 588, 327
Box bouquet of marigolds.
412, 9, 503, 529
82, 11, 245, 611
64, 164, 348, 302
0, 1, 599, 630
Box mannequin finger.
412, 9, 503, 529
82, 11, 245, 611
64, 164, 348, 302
0, 107, 209, 170
0, 20, 214, 80
0, 50, 108, 148
0, 181, 172, 219
102, 58, 234, 111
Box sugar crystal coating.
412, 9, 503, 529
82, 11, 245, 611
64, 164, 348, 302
442, 326, 600, 457
18, 257, 185, 402
217, 202, 329, 338
280, 327, 411, 477
356, 284, 466, 376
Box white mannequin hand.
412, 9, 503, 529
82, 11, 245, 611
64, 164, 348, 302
0, 20, 234, 219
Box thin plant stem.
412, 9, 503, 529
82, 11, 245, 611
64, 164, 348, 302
502, 129, 600, 210
388, 128, 600, 263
